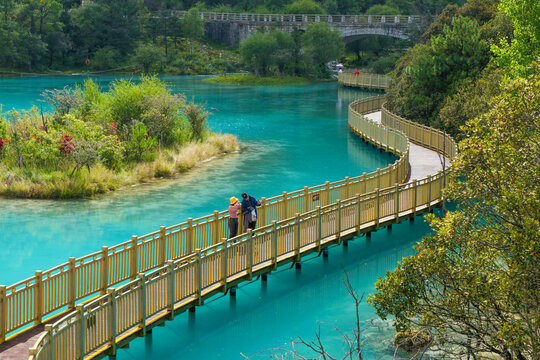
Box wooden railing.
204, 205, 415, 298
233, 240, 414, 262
0, 96, 407, 344
27, 95, 457, 360
167, 11, 420, 25
338, 72, 390, 90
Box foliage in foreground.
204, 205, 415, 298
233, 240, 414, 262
369, 63, 540, 360
0, 77, 239, 198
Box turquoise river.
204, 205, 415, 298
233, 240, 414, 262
0, 76, 433, 359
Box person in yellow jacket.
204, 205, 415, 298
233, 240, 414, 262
228, 196, 241, 238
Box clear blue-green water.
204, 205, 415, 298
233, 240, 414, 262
0, 76, 424, 358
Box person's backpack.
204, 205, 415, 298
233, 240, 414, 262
251, 209, 257, 223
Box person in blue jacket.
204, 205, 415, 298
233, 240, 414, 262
241, 192, 261, 232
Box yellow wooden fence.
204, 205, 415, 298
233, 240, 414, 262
26, 95, 457, 360
0, 95, 408, 345
338, 71, 390, 90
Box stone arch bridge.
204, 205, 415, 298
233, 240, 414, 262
177, 11, 419, 46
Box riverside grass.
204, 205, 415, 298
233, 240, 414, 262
0, 134, 239, 199
204, 74, 314, 85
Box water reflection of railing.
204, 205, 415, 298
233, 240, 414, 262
27, 95, 457, 360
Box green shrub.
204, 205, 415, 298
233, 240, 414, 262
125, 122, 157, 161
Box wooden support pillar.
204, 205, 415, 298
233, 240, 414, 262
282, 191, 288, 218
336, 200, 342, 243
159, 226, 167, 266
376, 168, 381, 190
186, 218, 193, 254
68, 257, 76, 308
0, 285, 6, 343
375, 189, 380, 229
427, 175, 432, 210
196, 249, 202, 305
272, 221, 278, 270
316, 206, 322, 251
324, 181, 330, 206
138, 273, 147, 337
77, 304, 86, 358
344, 177, 350, 200
167, 260, 175, 320
34, 271, 43, 325
101, 246, 109, 293
322, 248, 329, 258
394, 183, 400, 222
303, 186, 309, 212
412, 179, 417, 217
107, 290, 117, 356
130, 236, 138, 280
295, 213, 301, 261
212, 211, 219, 245
247, 230, 253, 280
356, 193, 362, 230
260, 198, 267, 226
221, 239, 228, 291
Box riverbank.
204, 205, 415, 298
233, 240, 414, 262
204, 74, 325, 85
0, 133, 239, 199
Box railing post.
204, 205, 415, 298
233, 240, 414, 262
295, 213, 301, 260
45, 324, 53, 360
212, 211, 219, 245
272, 221, 278, 270
377, 168, 381, 190
282, 191, 288, 218
247, 229, 253, 280
344, 177, 350, 199
106, 289, 116, 356
315, 206, 322, 251
427, 175, 432, 210
324, 181, 330, 205
221, 239, 228, 290
130, 236, 138, 280
138, 273, 146, 336
187, 218, 194, 254
362, 172, 367, 194
303, 186, 309, 212
412, 179, 418, 216
101, 246, 109, 293
395, 184, 400, 221
260, 198, 267, 226
77, 304, 86, 358
356, 193, 361, 230
68, 257, 76, 308
159, 226, 167, 266
375, 189, 380, 228
34, 271, 43, 325
196, 249, 202, 305
167, 260, 175, 320
0, 285, 6, 343
336, 200, 342, 242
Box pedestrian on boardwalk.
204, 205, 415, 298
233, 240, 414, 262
241, 192, 261, 232
228, 196, 241, 238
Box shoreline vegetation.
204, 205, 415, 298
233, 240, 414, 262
0, 76, 240, 199
0, 134, 239, 199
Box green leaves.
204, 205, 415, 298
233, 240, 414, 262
370, 63, 540, 359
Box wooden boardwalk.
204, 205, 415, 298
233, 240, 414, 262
0, 94, 457, 360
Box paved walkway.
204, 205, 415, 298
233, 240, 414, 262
365, 111, 449, 181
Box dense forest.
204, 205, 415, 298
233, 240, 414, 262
0, 0, 464, 73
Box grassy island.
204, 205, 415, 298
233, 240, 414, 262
0, 77, 239, 199
204, 74, 313, 86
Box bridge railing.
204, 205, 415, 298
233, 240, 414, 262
0, 96, 407, 344
338, 72, 390, 89
28, 94, 456, 360
168, 11, 420, 25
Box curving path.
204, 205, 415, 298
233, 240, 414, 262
365, 112, 449, 181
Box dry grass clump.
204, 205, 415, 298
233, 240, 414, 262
0, 134, 239, 199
